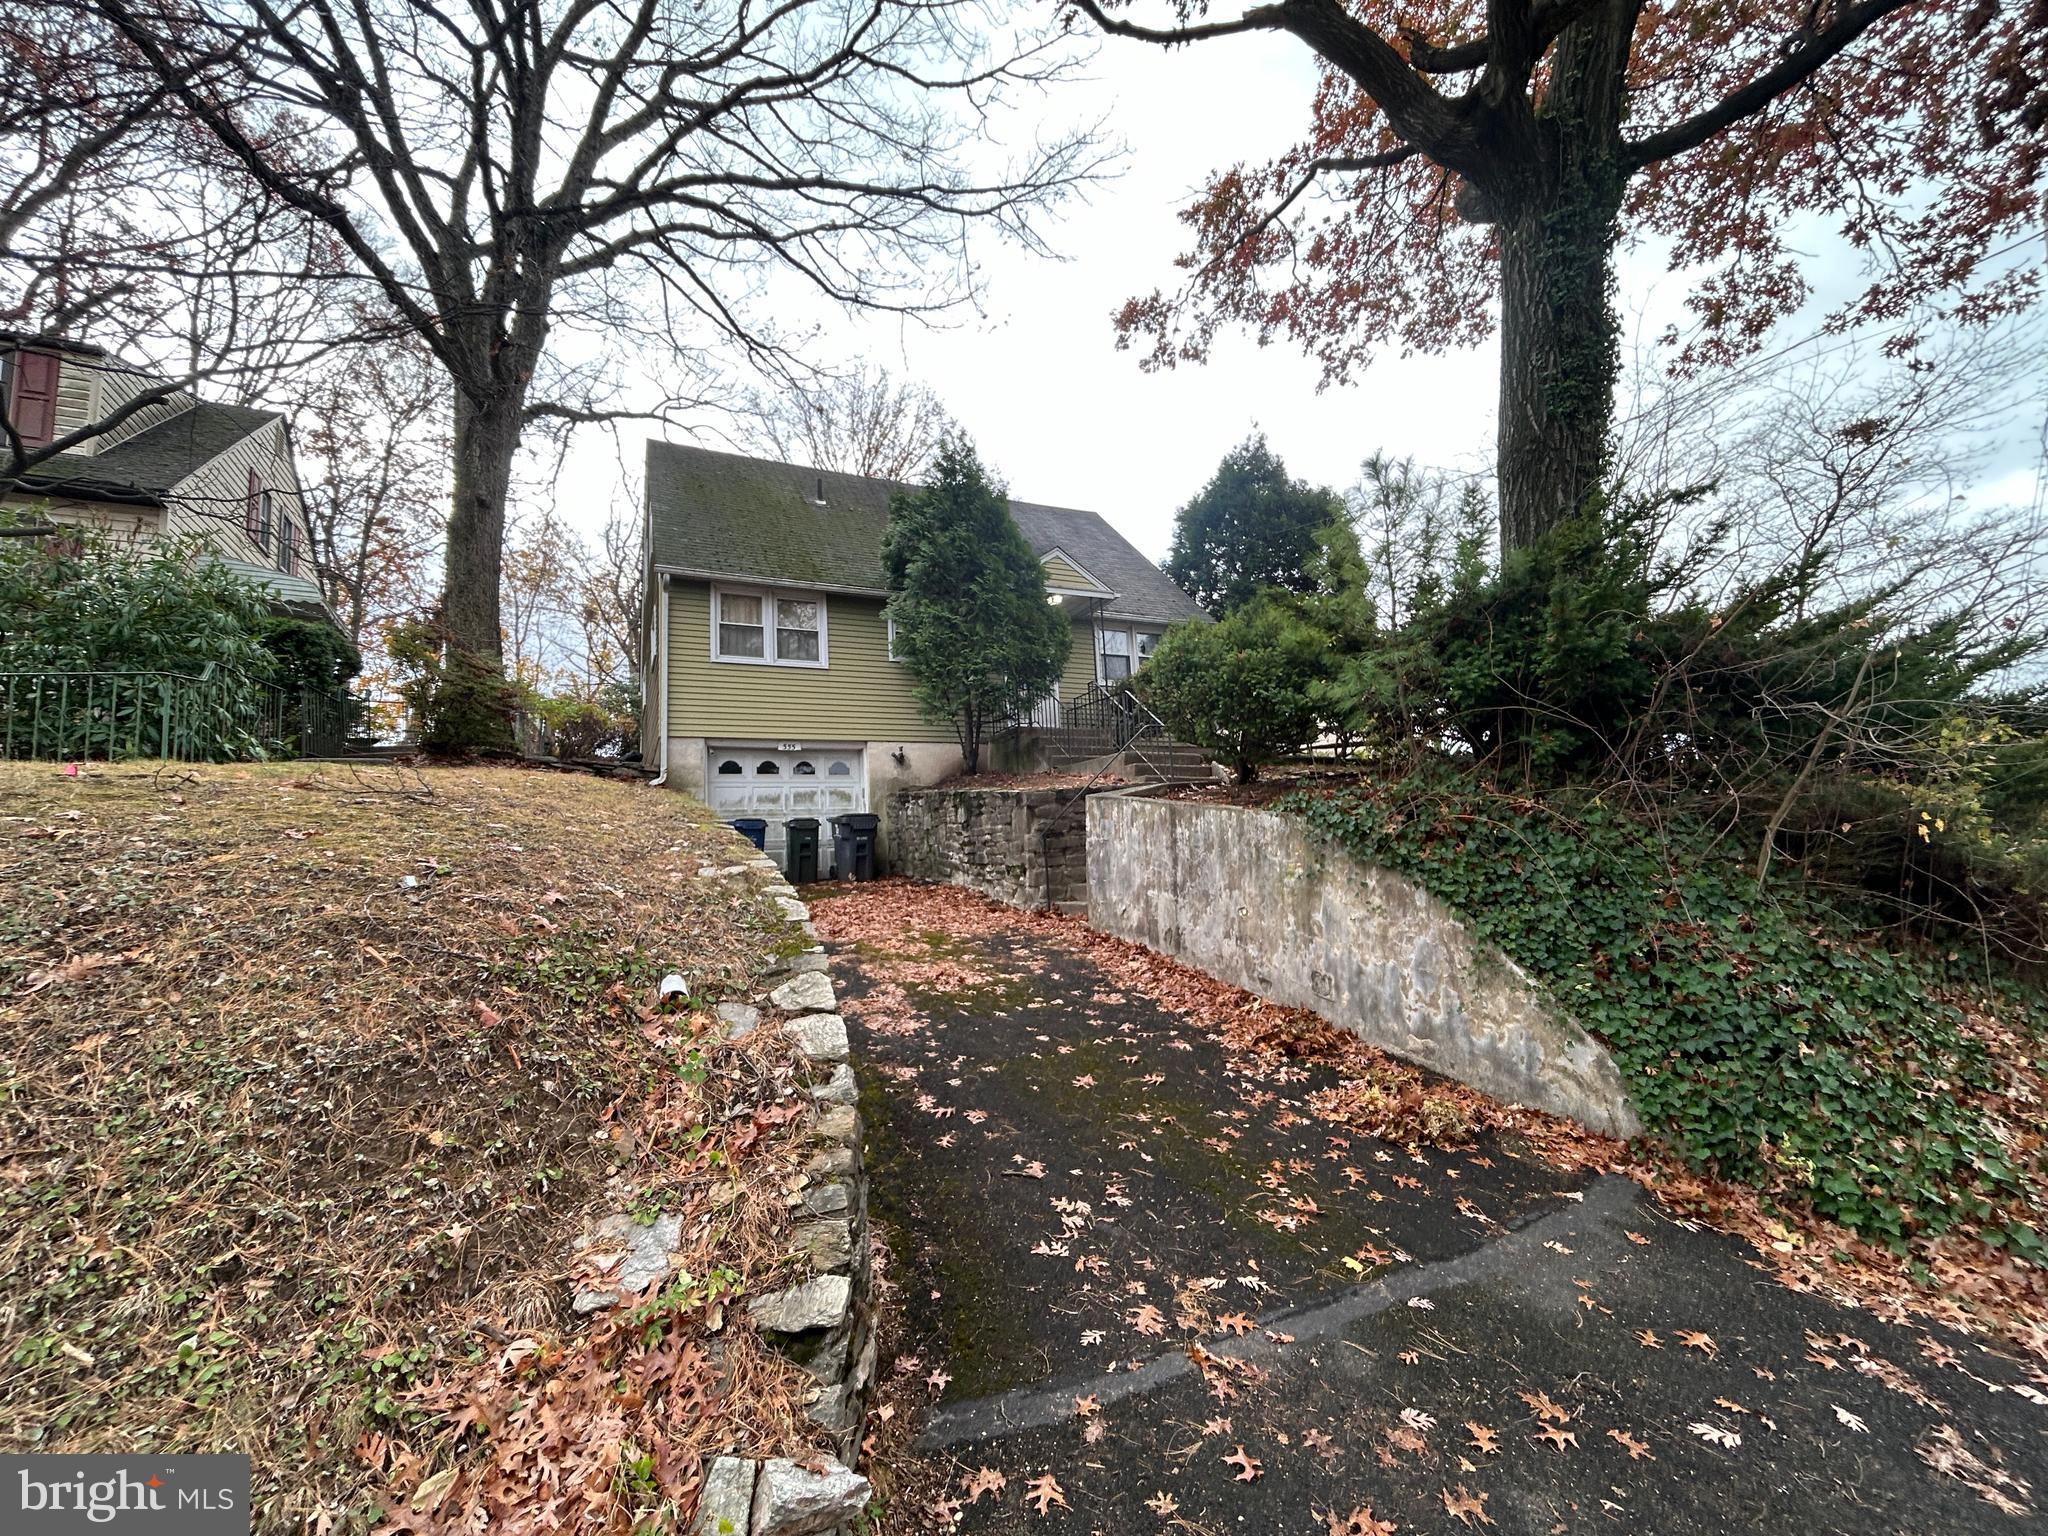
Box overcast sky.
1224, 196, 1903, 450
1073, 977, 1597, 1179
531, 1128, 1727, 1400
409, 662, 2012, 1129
547, 25, 2046, 567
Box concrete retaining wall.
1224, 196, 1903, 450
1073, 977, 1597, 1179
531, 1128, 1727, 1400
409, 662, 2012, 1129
888, 787, 1092, 914
1086, 793, 1640, 1138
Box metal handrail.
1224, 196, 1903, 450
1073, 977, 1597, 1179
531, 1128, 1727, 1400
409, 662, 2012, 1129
1060, 682, 1166, 752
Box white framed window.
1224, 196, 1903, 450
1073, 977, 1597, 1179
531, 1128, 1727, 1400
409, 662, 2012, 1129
1134, 628, 1162, 665
1098, 625, 1131, 683
775, 596, 821, 662
712, 585, 829, 668
886, 616, 904, 662
715, 590, 765, 658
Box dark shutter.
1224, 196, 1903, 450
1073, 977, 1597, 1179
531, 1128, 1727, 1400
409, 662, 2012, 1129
6, 349, 59, 449
245, 469, 261, 538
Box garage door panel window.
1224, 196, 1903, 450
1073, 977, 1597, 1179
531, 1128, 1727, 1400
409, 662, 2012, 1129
712, 585, 828, 668
705, 745, 866, 861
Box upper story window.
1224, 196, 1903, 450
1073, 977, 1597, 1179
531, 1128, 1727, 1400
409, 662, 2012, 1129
278, 517, 297, 576
256, 489, 275, 555
886, 616, 904, 662
711, 585, 828, 669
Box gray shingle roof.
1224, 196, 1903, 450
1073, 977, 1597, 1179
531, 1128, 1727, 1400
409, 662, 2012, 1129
12, 401, 278, 503
645, 441, 1203, 626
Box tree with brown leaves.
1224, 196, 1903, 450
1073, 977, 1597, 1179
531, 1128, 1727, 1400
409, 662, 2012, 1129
1070, 0, 2043, 552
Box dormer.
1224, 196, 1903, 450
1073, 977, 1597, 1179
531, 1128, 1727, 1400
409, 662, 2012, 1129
1, 335, 112, 454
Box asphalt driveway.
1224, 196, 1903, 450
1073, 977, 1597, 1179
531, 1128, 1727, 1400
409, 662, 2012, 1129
810, 880, 2045, 1534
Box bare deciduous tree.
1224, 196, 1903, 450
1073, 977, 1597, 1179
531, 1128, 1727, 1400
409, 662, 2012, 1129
742, 365, 956, 480
281, 327, 449, 654
1615, 315, 2048, 653
94, 0, 1103, 745
2, 7, 373, 485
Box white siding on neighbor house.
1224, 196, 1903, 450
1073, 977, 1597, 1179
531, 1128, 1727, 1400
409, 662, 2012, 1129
10, 496, 163, 546
52, 359, 95, 443
165, 417, 313, 575
90, 359, 192, 450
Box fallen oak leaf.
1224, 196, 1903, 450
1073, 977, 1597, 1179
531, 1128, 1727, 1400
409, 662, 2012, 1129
1442, 1486, 1494, 1527
1464, 1422, 1499, 1455
1533, 1424, 1578, 1451
1145, 1492, 1179, 1516
1328, 1507, 1398, 1536
1024, 1473, 1067, 1515
1678, 1331, 1718, 1357
1224, 1445, 1263, 1482
962, 1467, 1005, 1505
1607, 1428, 1655, 1460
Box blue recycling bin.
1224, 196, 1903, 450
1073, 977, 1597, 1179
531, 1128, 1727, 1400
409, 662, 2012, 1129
730, 817, 768, 851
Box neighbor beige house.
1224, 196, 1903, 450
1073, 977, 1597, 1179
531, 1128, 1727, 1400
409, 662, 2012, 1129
640, 442, 1203, 859
2, 333, 333, 624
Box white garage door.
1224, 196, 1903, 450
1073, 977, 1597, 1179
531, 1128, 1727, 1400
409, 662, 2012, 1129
706, 744, 866, 863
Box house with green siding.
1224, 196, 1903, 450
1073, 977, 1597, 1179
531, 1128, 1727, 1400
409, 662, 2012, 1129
639, 441, 1204, 860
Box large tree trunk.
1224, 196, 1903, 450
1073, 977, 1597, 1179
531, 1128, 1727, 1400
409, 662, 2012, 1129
1494, 205, 1621, 552
427, 386, 524, 750
445, 388, 518, 664
1492, 0, 1637, 554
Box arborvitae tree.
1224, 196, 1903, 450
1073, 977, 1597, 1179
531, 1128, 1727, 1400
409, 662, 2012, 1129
882, 436, 1070, 774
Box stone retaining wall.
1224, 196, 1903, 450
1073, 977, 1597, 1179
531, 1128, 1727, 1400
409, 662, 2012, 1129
1086, 793, 1641, 1138
887, 786, 1093, 914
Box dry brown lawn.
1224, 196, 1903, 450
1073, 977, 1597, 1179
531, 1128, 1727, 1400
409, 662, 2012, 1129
0, 761, 832, 1533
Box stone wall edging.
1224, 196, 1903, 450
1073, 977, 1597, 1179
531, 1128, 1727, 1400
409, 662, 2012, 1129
689, 854, 877, 1536
1085, 794, 1642, 1139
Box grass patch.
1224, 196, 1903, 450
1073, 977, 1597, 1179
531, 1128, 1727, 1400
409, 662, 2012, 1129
0, 762, 829, 1531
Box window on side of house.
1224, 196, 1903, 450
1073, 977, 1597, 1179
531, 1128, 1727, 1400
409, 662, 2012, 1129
278, 518, 297, 576
244, 469, 262, 541
1134, 628, 1163, 666
711, 585, 828, 668
886, 616, 903, 662
1099, 625, 1131, 682
255, 489, 274, 555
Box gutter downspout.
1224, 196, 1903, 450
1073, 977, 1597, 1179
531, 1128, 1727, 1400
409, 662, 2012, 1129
649, 571, 671, 786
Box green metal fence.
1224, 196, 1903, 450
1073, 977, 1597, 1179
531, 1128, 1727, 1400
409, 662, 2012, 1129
0, 668, 347, 763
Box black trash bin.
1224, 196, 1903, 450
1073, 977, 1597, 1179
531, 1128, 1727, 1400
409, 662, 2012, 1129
830, 812, 880, 881
729, 817, 768, 851
785, 818, 821, 884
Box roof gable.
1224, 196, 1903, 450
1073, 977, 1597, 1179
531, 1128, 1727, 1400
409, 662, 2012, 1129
1040, 547, 1115, 598
10, 400, 279, 502
645, 441, 1203, 625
